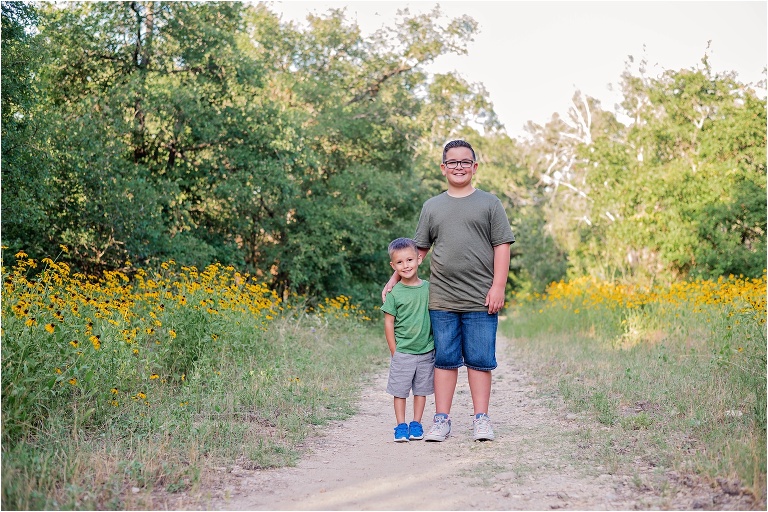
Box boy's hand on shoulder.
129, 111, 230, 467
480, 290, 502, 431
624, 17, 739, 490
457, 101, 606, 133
381, 276, 398, 303
381, 284, 391, 303
485, 284, 506, 314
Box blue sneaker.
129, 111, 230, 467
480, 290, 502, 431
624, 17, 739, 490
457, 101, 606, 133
408, 421, 424, 440
394, 422, 409, 442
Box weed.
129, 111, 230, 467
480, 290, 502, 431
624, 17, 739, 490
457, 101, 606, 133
503, 273, 767, 504
1, 257, 383, 509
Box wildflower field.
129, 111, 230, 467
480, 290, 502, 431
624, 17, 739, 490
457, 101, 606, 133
505, 273, 767, 503
1, 251, 383, 509
3, 247, 766, 508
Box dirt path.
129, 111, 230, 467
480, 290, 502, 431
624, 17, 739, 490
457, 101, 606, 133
171, 335, 754, 511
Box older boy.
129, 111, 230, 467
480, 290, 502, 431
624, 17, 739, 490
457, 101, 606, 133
383, 140, 515, 441
381, 237, 435, 442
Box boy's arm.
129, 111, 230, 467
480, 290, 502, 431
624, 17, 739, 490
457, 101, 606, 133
381, 247, 429, 302
384, 313, 397, 356
485, 243, 511, 314
381, 271, 400, 303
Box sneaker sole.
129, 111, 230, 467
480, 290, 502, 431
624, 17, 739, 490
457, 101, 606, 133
424, 432, 450, 442
473, 433, 495, 441
394, 437, 409, 443
409, 435, 424, 440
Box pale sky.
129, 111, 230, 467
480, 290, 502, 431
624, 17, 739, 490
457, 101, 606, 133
265, 1, 766, 138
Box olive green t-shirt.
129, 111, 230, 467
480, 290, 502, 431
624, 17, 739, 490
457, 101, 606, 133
380, 280, 434, 355
414, 190, 515, 312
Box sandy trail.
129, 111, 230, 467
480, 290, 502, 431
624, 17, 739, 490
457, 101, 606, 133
174, 335, 754, 511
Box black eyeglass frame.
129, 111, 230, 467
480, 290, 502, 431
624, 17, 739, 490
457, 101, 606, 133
442, 159, 475, 169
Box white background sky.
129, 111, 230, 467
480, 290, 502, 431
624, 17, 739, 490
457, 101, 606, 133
265, 1, 766, 138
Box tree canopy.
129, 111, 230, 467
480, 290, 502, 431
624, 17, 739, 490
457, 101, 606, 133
3, 1, 496, 308
2, 2, 765, 308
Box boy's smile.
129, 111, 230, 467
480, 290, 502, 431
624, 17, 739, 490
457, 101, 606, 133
389, 247, 422, 285
441, 147, 477, 190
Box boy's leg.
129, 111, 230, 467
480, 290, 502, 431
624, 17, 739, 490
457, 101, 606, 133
429, 310, 463, 415
412, 394, 426, 423
461, 311, 498, 413
411, 350, 435, 421
393, 397, 410, 442
426, 311, 462, 442
410, 351, 433, 441
409, 395, 426, 440
461, 311, 498, 441
394, 396, 407, 425
467, 368, 491, 415
434, 368, 458, 414
389, 352, 419, 441
388, 352, 416, 425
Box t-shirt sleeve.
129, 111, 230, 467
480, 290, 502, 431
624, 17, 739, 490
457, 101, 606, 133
413, 203, 432, 249
381, 290, 397, 316
490, 198, 516, 246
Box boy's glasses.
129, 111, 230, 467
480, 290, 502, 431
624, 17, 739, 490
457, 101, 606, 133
443, 159, 475, 169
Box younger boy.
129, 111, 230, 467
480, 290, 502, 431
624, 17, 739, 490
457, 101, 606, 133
381, 237, 435, 442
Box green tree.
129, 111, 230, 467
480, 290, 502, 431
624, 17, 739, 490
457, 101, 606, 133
513, 55, 765, 287
582, 57, 766, 282
37, 1, 292, 271
515, 91, 619, 287
254, 6, 493, 305
1, 2, 56, 258
4, 2, 498, 311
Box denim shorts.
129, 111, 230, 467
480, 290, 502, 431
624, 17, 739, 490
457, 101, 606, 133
429, 310, 498, 371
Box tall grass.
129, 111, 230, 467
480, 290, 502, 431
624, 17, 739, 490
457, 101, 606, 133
504, 273, 767, 504
2, 251, 386, 509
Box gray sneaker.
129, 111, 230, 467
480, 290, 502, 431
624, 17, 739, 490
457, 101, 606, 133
424, 414, 451, 442
473, 413, 495, 441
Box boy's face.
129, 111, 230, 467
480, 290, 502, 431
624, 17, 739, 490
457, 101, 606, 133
389, 247, 421, 281
440, 146, 478, 188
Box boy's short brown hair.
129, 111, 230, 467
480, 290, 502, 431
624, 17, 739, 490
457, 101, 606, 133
443, 139, 476, 162
388, 237, 418, 258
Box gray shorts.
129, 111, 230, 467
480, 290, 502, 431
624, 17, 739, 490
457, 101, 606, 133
386, 350, 435, 398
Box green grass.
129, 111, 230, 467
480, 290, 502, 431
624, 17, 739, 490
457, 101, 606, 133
2, 258, 387, 509
2, 314, 385, 510
501, 289, 766, 505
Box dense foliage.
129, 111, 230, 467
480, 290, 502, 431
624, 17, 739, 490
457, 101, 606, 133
1, 251, 384, 509
1, 4, 765, 507
2, 1, 495, 309
519, 60, 766, 291
2, 2, 765, 305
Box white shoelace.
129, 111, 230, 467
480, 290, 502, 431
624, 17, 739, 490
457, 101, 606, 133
429, 419, 448, 433
474, 416, 492, 433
